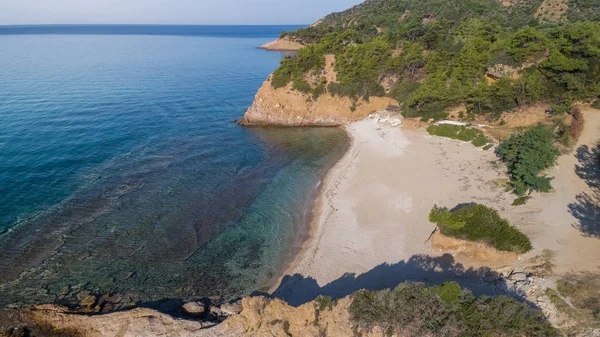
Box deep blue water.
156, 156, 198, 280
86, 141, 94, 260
0, 25, 348, 308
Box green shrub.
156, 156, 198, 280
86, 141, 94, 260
432, 282, 462, 303
593, 99, 600, 109
419, 111, 449, 122
429, 204, 533, 253
496, 125, 561, 196
427, 124, 491, 147
315, 295, 334, 311
312, 77, 327, 100
327, 82, 362, 98
292, 78, 312, 94
482, 144, 494, 151
349, 282, 558, 336
550, 103, 572, 115
429, 206, 465, 229
271, 68, 292, 89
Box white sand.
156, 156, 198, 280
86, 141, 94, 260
278, 110, 600, 293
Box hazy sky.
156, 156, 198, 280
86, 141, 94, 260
0, 0, 361, 25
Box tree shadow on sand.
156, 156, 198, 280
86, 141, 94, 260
271, 254, 527, 307
569, 144, 600, 237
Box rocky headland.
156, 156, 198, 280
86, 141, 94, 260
258, 37, 304, 51
239, 74, 397, 126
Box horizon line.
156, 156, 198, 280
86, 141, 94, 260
0, 23, 309, 28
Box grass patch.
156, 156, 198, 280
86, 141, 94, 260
512, 196, 532, 206
427, 124, 491, 147
546, 288, 574, 315
419, 111, 449, 122
482, 144, 494, 151
349, 282, 558, 337
556, 274, 600, 324
429, 204, 533, 253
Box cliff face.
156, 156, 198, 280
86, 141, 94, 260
430, 231, 518, 268
20, 296, 388, 337
240, 76, 398, 127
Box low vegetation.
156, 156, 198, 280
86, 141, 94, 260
429, 204, 533, 253
568, 106, 585, 145
496, 125, 561, 196
556, 273, 600, 325
349, 282, 558, 336
426, 124, 491, 147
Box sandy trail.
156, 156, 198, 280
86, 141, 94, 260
526, 108, 600, 273
275, 109, 600, 303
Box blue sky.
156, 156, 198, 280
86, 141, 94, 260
0, 0, 361, 25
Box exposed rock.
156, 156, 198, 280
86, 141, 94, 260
223, 296, 356, 337
486, 64, 522, 80
220, 302, 243, 315
379, 73, 399, 94
182, 302, 206, 317
258, 37, 304, 51
508, 272, 529, 282
535, 0, 568, 23
23, 305, 222, 337
240, 75, 398, 126
209, 305, 223, 316
495, 266, 515, 279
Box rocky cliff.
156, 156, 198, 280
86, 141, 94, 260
240, 54, 398, 127
15, 296, 376, 337
240, 77, 397, 126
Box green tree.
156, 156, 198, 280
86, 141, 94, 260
508, 27, 547, 63
496, 125, 561, 195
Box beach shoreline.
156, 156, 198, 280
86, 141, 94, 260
268, 123, 358, 292
270, 110, 600, 301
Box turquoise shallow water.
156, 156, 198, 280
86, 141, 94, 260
0, 26, 348, 308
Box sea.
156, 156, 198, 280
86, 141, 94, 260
0, 25, 349, 309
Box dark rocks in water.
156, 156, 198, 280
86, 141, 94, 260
79, 295, 96, 308
231, 119, 237, 123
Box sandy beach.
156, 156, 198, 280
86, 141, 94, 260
273, 110, 600, 304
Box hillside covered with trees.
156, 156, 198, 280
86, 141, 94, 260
273, 0, 600, 120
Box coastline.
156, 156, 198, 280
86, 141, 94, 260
270, 111, 600, 303
268, 123, 358, 292
267, 126, 353, 291
257, 37, 303, 51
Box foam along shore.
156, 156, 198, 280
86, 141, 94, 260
274, 109, 600, 303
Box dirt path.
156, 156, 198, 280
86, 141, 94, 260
523, 107, 600, 273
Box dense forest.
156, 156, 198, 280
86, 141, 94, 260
273, 0, 600, 120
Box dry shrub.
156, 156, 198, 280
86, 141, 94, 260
569, 107, 585, 144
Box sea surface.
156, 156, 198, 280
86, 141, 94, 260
0, 25, 348, 309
